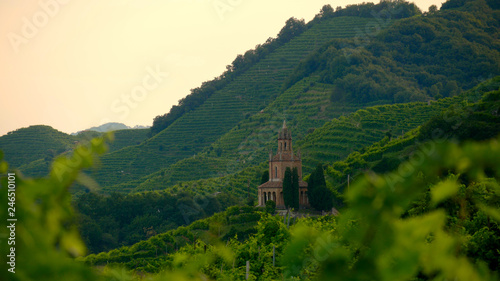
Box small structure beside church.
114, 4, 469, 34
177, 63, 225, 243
257, 121, 309, 209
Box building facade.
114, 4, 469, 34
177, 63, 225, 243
257, 121, 309, 209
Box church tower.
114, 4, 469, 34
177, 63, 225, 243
278, 120, 292, 153
258, 120, 308, 208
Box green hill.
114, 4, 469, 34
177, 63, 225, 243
89, 16, 393, 188
0, 125, 75, 169
95, 0, 498, 193
329, 90, 499, 205
0, 127, 149, 178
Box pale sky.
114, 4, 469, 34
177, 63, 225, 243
0, 0, 442, 136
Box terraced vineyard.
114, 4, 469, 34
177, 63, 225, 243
105, 75, 380, 192
107, 129, 149, 153
112, 80, 489, 196
323, 77, 500, 196
298, 91, 485, 172
91, 16, 387, 188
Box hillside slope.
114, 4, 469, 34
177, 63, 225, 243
90, 16, 386, 188
111, 77, 495, 197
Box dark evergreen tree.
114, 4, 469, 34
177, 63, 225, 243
307, 163, 333, 211
292, 167, 300, 209
307, 163, 325, 207
283, 167, 293, 209
311, 186, 334, 211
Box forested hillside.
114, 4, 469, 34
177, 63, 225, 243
74, 190, 241, 253
284, 0, 499, 102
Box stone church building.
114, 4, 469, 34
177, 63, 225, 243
258, 121, 309, 209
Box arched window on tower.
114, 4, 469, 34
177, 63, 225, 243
284, 142, 287, 150
275, 166, 278, 178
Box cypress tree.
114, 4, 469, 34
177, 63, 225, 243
283, 167, 293, 209
292, 167, 300, 209
307, 164, 320, 208
314, 163, 326, 187
307, 163, 333, 211
313, 185, 334, 211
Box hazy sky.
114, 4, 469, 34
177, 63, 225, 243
0, 0, 443, 136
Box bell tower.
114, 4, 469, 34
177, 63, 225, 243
278, 120, 292, 153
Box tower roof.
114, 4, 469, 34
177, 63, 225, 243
279, 119, 291, 140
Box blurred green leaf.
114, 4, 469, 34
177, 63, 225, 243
431, 178, 460, 206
